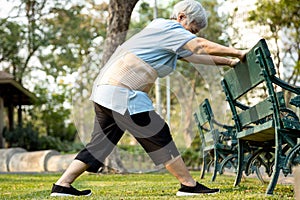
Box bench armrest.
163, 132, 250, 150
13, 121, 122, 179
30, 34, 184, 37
271, 76, 300, 95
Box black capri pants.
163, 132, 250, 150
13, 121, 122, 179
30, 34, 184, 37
75, 103, 180, 173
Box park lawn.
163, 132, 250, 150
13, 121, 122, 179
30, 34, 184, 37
0, 171, 294, 200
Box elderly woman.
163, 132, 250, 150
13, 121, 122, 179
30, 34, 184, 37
51, 0, 246, 197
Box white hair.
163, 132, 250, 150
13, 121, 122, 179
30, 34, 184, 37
171, 0, 208, 29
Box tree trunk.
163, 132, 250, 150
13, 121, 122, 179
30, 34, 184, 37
100, 0, 139, 173
100, 0, 139, 67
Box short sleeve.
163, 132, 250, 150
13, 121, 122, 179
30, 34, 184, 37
133, 19, 196, 54
162, 22, 196, 53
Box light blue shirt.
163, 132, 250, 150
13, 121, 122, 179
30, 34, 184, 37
90, 18, 196, 115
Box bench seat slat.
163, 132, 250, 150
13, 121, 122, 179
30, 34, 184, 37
237, 119, 274, 141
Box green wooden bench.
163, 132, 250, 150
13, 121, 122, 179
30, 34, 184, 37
221, 38, 300, 195
194, 99, 265, 182
194, 98, 238, 181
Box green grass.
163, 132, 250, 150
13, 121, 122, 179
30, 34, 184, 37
0, 171, 294, 199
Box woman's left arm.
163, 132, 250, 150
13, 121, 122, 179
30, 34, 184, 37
182, 54, 239, 67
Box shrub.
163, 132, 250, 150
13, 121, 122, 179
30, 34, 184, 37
3, 123, 83, 152
4, 123, 39, 151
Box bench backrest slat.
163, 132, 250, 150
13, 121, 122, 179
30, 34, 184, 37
237, 92, 285, 126
194, 99, 217, 145
198, 99, 214, 126
223, 39, 276, 100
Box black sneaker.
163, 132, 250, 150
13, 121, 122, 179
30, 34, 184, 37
50, 184, 92, 197
176, 182, 220, 196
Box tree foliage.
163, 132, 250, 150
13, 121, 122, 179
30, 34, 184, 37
0, 0, 108, 149
248, 0, 300, 82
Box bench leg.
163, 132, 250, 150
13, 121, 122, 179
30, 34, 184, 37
200, 151, 207, 179
244, 149, 268, 184
266, 139, 282, 195
254, 165, 266, 184
234, 139, 244, 187
211, 148, 218, 182
266, 160, 280, 195
295, 165, 300, 200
